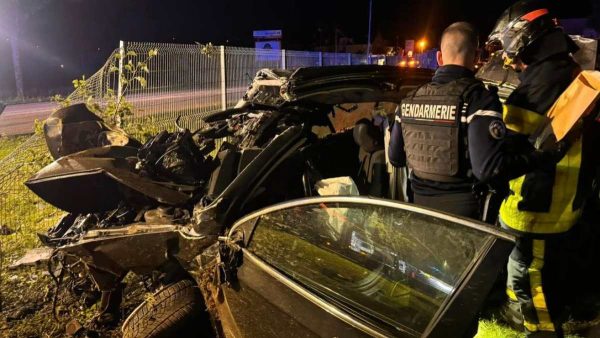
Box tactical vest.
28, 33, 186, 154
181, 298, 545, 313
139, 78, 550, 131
400, 77, 482, 183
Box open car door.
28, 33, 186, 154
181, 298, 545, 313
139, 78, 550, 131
211, 196, 514, 338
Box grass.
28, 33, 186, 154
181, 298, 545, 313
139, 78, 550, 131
0, 136, 30, 160
477, 320, 584, 338
0, 135, 67, 336
477, 320, 527, 338
0, 135, 61, 259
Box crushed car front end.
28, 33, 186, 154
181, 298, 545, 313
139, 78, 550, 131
26, 65, 434, 336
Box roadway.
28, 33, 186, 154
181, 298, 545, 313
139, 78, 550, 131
0, 87, 247, 136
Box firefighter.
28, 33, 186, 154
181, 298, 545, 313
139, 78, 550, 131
388, 21, 559, 221
485, 1, 596, 336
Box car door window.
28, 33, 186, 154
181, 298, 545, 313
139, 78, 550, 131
247, 201, 493, 334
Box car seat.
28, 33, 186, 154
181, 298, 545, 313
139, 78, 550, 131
237, 148, 262, 174
207, 149, 240, 197
353, 119, 389, 197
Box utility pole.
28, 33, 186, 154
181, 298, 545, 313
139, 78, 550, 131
117, 41, 125, 104
367, 0, 373, 62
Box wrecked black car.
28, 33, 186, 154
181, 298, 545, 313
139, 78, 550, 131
27, 65, 515, 338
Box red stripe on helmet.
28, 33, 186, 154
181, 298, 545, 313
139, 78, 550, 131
521, 8, 549, 22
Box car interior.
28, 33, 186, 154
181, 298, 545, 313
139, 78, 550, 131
202, 101, 400, 221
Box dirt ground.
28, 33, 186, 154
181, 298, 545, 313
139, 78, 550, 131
0, 265, 146, 338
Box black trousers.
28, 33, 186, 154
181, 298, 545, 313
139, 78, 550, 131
506, 235, 569, 337
413, 191, 480, 219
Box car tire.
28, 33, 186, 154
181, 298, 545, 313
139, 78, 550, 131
122, 279, 207, 338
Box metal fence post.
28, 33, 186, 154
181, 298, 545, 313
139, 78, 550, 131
281, 49, 286, 69
117, 40, 125, 102
318, 52, 323, 66
220, 45, 227, 110
347, 53, 352, 65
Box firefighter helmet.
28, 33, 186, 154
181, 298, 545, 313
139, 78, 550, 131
486, 0, 557, 65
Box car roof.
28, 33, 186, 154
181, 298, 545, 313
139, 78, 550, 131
201, 66, 434, 123
245, 65, 434, 107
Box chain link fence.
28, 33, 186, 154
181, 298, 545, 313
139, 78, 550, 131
118, 43, 397, 131
0, 42, 404, 262
0, 134, 61, 266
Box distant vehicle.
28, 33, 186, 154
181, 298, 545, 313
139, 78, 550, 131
27, 65, 514, 337
398, 58, 420, 68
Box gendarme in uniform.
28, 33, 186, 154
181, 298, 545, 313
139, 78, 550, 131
389, 64, 506, 219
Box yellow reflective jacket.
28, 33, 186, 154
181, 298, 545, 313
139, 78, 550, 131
499, 104, 583, 235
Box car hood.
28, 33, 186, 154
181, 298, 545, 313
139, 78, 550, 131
25, 146, 196, 213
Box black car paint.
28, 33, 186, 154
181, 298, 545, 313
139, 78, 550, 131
26, 146, 195, 213
222, 250, 385, 338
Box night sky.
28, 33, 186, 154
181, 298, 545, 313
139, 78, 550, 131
0, 0, 596, 98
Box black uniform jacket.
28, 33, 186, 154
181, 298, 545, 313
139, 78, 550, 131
389, 65, 505, 196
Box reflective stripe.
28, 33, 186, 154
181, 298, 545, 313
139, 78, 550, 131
524, 320, 555, 332
522, 8, 549, 22
466, 109, 503, 124
506, 288, 518, 302
524, 320, 539, 332
502, 104, 546, 135
500, 138, 583, 234
528, 240, 556, 332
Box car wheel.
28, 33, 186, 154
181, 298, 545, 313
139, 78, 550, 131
122, 279, 209, 338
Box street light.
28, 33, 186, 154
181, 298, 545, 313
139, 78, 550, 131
418, 39, 427, 53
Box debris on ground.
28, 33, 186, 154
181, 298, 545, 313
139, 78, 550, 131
0, 225, 14, 235
7, 275, 20, 283
0, 266, 147, 337
65, 318, 83, 336
6, 303, 40, 321
9, 247, 53, 269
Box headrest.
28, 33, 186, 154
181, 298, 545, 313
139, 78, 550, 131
353, 119, 383, 153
